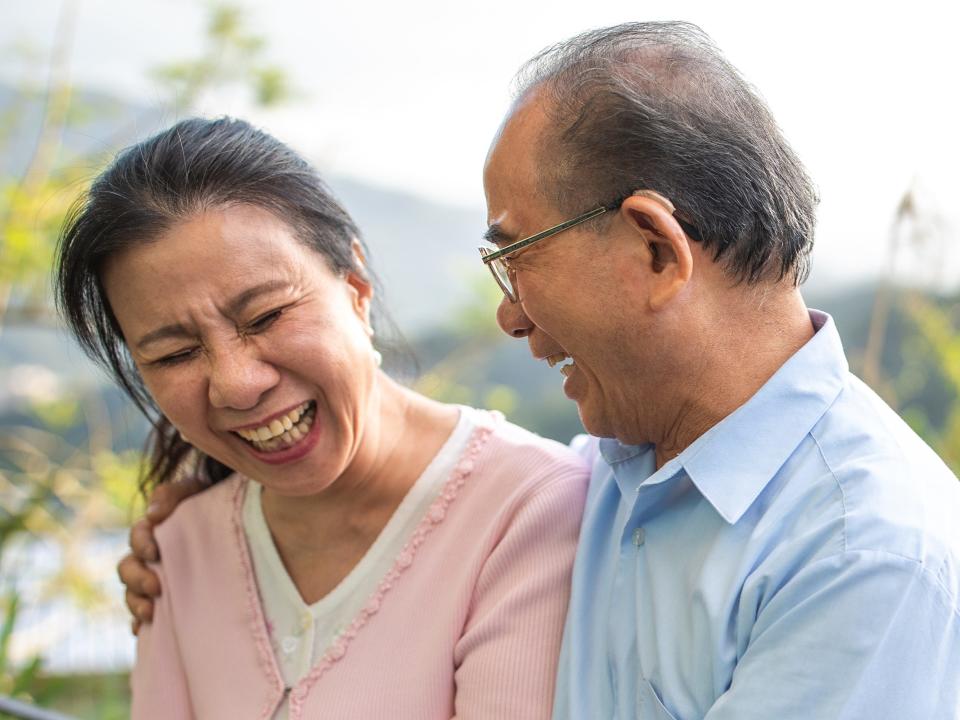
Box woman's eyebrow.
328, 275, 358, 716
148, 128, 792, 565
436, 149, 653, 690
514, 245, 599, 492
225, 279, 290, 316
136, 323, 192, 351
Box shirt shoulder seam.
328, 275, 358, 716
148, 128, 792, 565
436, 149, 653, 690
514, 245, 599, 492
809, 431, 848, 555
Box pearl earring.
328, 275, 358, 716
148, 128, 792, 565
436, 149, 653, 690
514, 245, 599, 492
367, 325, 381, 367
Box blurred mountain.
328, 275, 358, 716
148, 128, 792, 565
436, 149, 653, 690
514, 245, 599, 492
326, 176, 484, 333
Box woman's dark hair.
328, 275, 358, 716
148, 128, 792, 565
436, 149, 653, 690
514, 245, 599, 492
55, 116, 381, 494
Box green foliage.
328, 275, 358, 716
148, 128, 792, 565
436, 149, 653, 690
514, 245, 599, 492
904, 296, 960, 472
34, 672, 129, 720
149, 3, 292, 111
30, 395, 81, 430
483, 385, 518, 416
0, 592, 48, 703
0, 513, 60, 708
0, 174, 81, 298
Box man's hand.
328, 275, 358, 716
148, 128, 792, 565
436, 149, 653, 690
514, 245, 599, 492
118, 477, 206, 634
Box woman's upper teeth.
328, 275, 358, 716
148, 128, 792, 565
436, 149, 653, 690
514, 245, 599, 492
237, 402, 311, 441
546, 352, 570, 367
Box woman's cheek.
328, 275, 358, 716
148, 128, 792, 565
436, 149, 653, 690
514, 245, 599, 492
144, 368, 203, 426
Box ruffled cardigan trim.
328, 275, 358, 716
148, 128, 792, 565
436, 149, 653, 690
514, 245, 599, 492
228, 412, 500, 719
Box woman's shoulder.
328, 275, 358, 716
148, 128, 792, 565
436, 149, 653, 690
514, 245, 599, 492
478, 410, 586, 468
459, 408, 589, 497
154, 474, 244, 552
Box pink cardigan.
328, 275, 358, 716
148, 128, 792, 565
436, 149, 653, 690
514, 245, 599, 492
131, 413, 588, 719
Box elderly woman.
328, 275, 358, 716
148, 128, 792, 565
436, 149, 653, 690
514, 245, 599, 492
56, 117, 586, 719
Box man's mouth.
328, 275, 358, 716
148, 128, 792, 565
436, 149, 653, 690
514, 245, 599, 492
545, 352, 576, 377
233, 401, 317, 452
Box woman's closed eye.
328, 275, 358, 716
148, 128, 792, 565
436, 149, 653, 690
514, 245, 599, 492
151, 346, 201, 367
244, 307, 285, 334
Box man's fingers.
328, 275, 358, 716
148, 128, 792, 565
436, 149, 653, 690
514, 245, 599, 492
129, 518, 159, 563
145, 476, 206, 524
125, 588, 155, 625
120, 476, 205, 635
118, 552, 161, 597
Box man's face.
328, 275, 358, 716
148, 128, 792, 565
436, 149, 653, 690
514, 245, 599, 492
482, 93, 650, 439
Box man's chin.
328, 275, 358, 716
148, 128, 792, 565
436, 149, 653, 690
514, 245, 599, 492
576, 403, 616, 439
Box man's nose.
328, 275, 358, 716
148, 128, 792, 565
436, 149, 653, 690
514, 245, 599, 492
207, 347, 280, 410
496, 295, 534, 338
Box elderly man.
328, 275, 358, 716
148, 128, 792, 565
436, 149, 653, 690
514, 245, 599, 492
121, 21, 960, 719
479, 21, 960, 720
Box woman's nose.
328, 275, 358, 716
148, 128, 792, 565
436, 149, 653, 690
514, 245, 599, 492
496, 294, 534, 339
207, 347, 280, 410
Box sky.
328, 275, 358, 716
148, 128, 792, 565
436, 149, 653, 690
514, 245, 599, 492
3, 0, 959, 288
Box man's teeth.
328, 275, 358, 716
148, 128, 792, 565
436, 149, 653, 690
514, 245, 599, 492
236, 401, 315, 451
545, 352, 576, 377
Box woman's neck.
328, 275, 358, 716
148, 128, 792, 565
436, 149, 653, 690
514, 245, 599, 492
258, 377, 460, 602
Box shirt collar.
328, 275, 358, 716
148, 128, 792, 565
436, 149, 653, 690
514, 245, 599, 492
600, 310, 848, 525
683, 309, 847, 523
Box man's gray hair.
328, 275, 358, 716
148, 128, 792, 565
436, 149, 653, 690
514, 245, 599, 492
515, 21, 818, 285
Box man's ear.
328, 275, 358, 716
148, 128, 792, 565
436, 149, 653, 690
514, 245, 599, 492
619, 191, 694, 310
347, 238, 374, 326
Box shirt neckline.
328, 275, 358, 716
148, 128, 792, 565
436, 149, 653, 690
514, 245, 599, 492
600, 310, 848, 524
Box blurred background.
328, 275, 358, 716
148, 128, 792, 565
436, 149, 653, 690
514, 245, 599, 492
1, 1, 958, 716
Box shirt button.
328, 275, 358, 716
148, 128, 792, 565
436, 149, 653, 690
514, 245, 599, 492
281, 636, 299, 654
300, 613, 313, 631
632, 527, 645, 546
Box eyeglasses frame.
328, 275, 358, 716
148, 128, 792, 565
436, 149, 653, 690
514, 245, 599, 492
478, 192, 701, 303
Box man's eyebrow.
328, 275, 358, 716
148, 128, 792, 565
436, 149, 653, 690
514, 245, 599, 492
135, 280, 290, 351
483, 224, 515, 246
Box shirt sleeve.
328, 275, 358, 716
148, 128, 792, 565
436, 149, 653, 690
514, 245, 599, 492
452, 467, 587, 720
130, 562, 195, 720
704, 550, 960, 720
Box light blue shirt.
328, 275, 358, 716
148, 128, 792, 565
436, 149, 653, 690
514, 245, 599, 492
554, 310, 960, 719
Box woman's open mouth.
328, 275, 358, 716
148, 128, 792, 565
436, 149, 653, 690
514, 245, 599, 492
233, 401, 317, 453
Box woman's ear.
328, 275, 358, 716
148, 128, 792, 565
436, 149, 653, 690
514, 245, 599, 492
347, 238, 374, 326
619, 191, 694, 311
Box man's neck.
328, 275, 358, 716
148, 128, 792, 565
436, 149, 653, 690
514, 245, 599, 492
650, 286, 814, 468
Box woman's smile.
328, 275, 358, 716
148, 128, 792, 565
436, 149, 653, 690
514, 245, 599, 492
230, 400, 322, 465
232, 400, 316, 450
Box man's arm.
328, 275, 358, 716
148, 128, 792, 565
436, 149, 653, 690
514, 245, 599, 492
704, 550, 960, 719
119, 477, 206, 633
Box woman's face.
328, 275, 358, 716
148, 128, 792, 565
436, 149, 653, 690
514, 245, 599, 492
102, 203, 378, 496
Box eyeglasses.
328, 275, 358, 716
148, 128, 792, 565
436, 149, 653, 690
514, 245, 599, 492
478, 192, 701, 303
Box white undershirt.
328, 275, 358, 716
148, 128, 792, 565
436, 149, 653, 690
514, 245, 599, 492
242, 406, 477, 719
